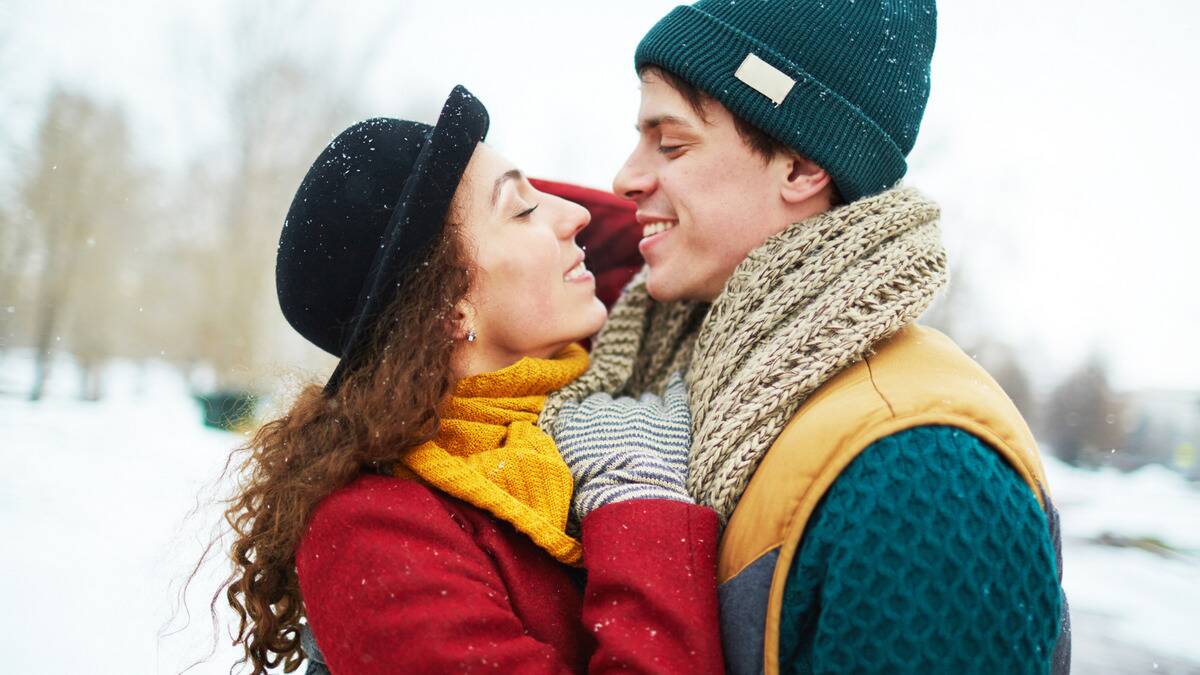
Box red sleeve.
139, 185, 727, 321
531, 178, 642, 312
297, 481, 722, 674
580, 500, 724, 675
297, 480, 575, 675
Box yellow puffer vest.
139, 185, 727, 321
716, 324, 1063, 675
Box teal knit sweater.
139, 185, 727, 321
778, 426, 1062, 674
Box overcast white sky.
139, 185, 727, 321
4, 0, 1198, 391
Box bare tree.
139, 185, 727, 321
1042, 354, 1125, 465
0, 203, 29, 355
165, 0, 397, 392
65, 155, 152, 400
971, 339, 1039, 429
19, 89, 148, 400
0, 19, 25, 357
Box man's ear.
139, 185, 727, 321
778, 152, 833, 205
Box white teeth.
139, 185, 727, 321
641, 221, 678, 238
564, 260, 589, 281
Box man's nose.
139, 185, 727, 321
613, 151, 655, 201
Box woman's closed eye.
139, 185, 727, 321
514, 203, 540, 220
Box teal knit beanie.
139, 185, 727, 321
635, 0, 937, 202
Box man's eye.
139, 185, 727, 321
658, 145, 682, 155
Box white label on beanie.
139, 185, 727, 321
735, 53, 795, 107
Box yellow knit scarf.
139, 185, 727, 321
397, 343, 588, 565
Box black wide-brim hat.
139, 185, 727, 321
276, 85, 489, 393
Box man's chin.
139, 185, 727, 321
646, 264, 725, 303
645, 265, 690, 303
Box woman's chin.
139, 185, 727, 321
581, 298, 609, 334
508, 301, 607, 358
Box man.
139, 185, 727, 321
546, 1, 1070, 673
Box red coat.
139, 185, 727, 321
297, 475, 723, 673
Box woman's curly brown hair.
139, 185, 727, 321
219, 219, 473, 673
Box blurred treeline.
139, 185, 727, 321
923, 273, 1200, 477
1, 4, 1196, 476
0, 3, 405, 402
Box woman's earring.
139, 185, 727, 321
466, 329, 477, 343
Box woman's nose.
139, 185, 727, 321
556, 197, 591, 240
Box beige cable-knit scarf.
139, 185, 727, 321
541, 187, 948, 523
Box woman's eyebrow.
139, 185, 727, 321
491, 169, 524, 208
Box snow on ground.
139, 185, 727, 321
1, 353, 1198, 674
0, 354, 249, 674
1044, 455, 1200, 674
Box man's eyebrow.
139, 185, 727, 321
634, 115, 695, 133
491, 169, 524, 208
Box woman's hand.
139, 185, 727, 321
554, 373, 693, 520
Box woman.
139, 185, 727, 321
222, 86, 723, 674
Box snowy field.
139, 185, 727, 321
1, 354, 1198, 674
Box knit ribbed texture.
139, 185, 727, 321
635, 0, 936, 202
542, 187, 947, 523
556, 373, 694, 520
779, 426, 1062, 674
398, 343, 589, 564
